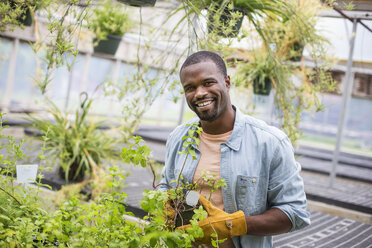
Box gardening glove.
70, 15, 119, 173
177, 195, 247, 244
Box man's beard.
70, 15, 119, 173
195, 107, 218, 121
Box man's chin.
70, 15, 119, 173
196, 111, 218, 122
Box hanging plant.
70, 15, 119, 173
117, 0, 156, 7
88, 0, 135, 55
207, 4, 245, 38
233, 0, 337, 145
236, 49, 278, 96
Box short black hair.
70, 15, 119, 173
180, 51, 227, 77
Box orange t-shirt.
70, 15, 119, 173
192, 130, 235, 248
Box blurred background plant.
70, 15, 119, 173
232, 0, 336, 144
27, 93, 121, 184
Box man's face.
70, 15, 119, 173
180, 60, 231, 122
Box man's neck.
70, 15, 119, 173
200, 105, 235, 135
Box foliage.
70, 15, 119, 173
122, 123, 228, 246
235, 49, 280, 92
0, 0, 52, 31
233, 0, 336, 145
27, 95, 121, 183
88, 0, 134, 41
0, 114, 209, 248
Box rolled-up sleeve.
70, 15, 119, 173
267, 137, 310, 232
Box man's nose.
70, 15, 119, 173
195, 86, 207, 99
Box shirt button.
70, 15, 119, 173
252, 178, 256, 183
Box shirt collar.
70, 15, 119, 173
224, 105, 243, 151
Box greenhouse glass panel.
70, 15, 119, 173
0, 38, 12, 105
11, 41, 42, 110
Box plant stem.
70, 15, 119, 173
176, 153, 189, 189
0, 185, 21, 205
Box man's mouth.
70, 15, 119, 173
194, 99, 214, 111
196, 100, 212, 107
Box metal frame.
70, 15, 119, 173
320, 9, 372, 187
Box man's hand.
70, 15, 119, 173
178, 195, 247, 244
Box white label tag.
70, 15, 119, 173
185, 190, 200, 207
16, 164, 38, 185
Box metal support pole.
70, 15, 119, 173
329, 18, 358, 187
2, 39, 19, 110
64, 66, 74, 113
178, 15, 198, 126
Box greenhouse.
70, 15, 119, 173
0, 0, 371, 247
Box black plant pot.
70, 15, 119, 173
208, 7, 244, 38
175, 202, 200, 227
253, 77, 272, 96
17, 8, 33, 26
58, 160, 86, 183
289, 41, 305, 62
93, 34, 121, 55
117, 0, 156, 7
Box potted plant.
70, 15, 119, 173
263, 0, 324, 62
9, 0, 51, 26
117, 0, 156, 7
88, 0, 134, 55
27, 95, 121, 183
236, 49, 278, 96
207, 3, 245, 38
186, 0, 285, 38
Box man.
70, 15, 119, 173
160, 51, 310, 248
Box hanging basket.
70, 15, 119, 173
208, 7, 244, 38
253, 77, 272, 96
17, 7, 33, 26
93, 34, 121, 55
288, 41, 305, 62
117, 0, 156, 7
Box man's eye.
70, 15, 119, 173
205, 81, 213, 86
184, 86, 193, 92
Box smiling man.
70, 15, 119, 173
160, 51, 310, 248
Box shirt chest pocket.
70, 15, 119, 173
236, 175, 267, 216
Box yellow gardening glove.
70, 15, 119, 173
178, 195, 247, 244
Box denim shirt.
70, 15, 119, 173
159, 107, 310, 248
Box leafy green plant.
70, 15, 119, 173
122, 123, 228, 247
232, 0, 336, 145
27, 95, 121, 183
0, 0, 52, 30
88, 0, 134, 42
235, 49, 280, 95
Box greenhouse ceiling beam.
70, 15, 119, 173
329, 18, 358, 188
318, 7, 372, 33
318, 10, 372, 20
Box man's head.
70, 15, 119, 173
180, 51, 227, 78
180, 51, 232, 123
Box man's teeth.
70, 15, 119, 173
197, 101, 212, 107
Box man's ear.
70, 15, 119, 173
225, 75, 231, 90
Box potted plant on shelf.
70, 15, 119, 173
88, 0, 134, 55
27, 94, 121, 183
